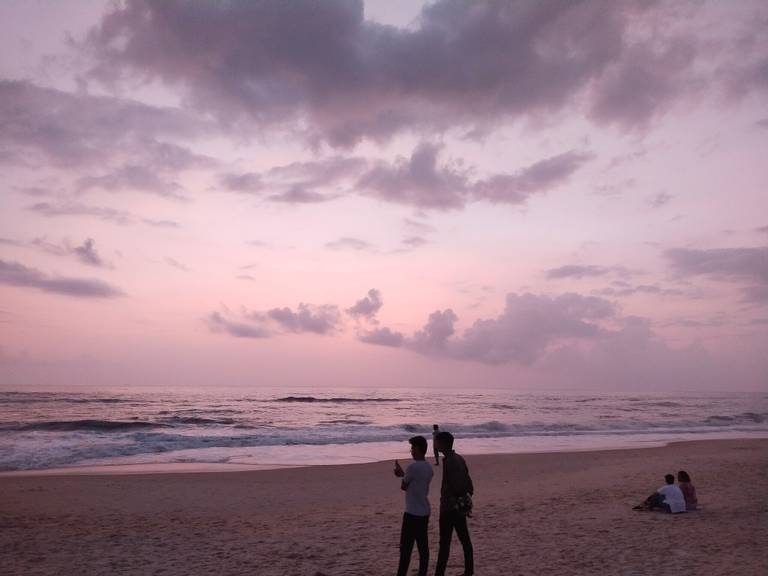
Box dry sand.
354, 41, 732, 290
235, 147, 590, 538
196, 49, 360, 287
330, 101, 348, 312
1, 439, 766, 576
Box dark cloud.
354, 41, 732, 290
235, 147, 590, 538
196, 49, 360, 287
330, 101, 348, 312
220, 156, 366, 204
27, 200, 180, 228
28, 237, 108, 268
546, 265, 613, 280
84, 0, 699, 145
325, 237, 374, 251
472, 151, 594, 204
0, 259, 122, 298
73, 239, 104, 267
359, 326, 405, 347
347, 289, 383, 321
358, 144, 591, 210
756, 225, 768, 235
358, 143, 468, 210
221, 144, 589, 210
665, 247, 768, 283
206, 312, 270, 339
208, 301, 342, 339
594, 282, 685, 298
666, 246, 768, 304
78, 164, 186, 200
0, 80, 205, 167
266, 304, 340, 335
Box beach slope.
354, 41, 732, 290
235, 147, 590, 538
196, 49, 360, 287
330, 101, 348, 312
1, 439, 766, 575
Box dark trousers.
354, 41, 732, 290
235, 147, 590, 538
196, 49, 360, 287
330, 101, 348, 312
398, 512, 430, 576
435, 510, 473, 576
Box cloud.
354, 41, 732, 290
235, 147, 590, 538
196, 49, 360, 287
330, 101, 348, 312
206, 312, 270, 339
78, 164, 187, 200
359, 326, 405, 347
361, 292, 617, 365
27, 201, 180, 228
471, 151, 594, 204
325, 237, 374, 251
347, 289, 383, 321
594, 282, 685, 298
358, 144, 591, 210
28, 237, 108, 268
266, 304, 340, 335
83, 0, 700, 145
358, 143, 468, 210
74, 239, 105, 267
164, 257, 188, 272
665, 247, 768, 283
546, 265, 614, 280
666, 246, 768, 304
0, 80, 205, 167
207, 301, 342, 339
0, 259, 122, 298
649, 192, 673, 208
402, 236, 428, 249
219, 156, 366, 204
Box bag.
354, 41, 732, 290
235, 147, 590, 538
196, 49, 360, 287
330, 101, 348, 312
452, 493, 473, 517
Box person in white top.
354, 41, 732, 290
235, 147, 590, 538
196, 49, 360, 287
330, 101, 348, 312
393, 435, 434, 576
634, 474, 687, 513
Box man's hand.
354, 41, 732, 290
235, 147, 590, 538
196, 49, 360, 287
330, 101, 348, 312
393, 459, 404, 477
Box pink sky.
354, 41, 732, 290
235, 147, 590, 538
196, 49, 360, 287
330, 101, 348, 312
1, 0, 766, 391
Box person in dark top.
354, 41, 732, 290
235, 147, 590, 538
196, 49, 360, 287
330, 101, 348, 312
432, 424, 440, 466
434, 431, 474, 576
677, 470, 698, 510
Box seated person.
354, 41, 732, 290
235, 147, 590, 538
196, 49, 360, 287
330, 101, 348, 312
634, 474, 686, 513
677, 470, 697, 510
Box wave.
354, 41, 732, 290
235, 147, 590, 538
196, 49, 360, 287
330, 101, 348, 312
7, 419, 163, 432
705, 412, 765, 424
272, 396, 401, 403
159, 416, 236, 425
319, 419, 372, 425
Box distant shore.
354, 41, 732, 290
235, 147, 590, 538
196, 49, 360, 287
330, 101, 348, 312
2, 438, 766, 575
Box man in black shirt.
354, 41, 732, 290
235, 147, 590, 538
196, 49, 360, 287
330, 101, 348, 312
434, 431, 474, 576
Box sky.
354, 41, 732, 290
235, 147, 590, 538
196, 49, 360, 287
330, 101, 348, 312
0, 0, 766, 392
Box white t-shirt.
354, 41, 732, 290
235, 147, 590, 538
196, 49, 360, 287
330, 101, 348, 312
404, 460, 434, 517
658, 484, 686, 513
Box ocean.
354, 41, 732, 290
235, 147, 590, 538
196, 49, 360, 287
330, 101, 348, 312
1, 387, 767, 472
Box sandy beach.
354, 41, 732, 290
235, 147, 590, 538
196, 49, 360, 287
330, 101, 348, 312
2, 439, 766, 576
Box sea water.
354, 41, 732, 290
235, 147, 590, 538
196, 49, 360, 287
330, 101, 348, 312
1, 387, 766, 472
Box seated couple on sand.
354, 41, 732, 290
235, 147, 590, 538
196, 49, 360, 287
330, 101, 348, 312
634, 470, 698, 513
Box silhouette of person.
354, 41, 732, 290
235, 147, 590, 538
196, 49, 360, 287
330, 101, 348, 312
394, 435, 434, 576
434, 431, 474, 576
432, 424, 440, 466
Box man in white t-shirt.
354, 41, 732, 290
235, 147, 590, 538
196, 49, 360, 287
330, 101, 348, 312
637, 473, 686, 513
393, 435, 434, 576
656, 474, 686, 513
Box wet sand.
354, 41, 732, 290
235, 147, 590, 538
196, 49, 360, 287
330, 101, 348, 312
2, 439, 766, 575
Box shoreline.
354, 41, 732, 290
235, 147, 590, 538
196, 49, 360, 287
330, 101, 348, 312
2, 434, 765, 477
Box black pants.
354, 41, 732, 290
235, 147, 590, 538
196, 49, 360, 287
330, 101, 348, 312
435, 510, 473, 576
397, 512, 430, 576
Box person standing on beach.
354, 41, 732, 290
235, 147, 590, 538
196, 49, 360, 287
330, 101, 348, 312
394, 435, 434, 576
434, 431, 474, 576
432, 424, 440, 466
